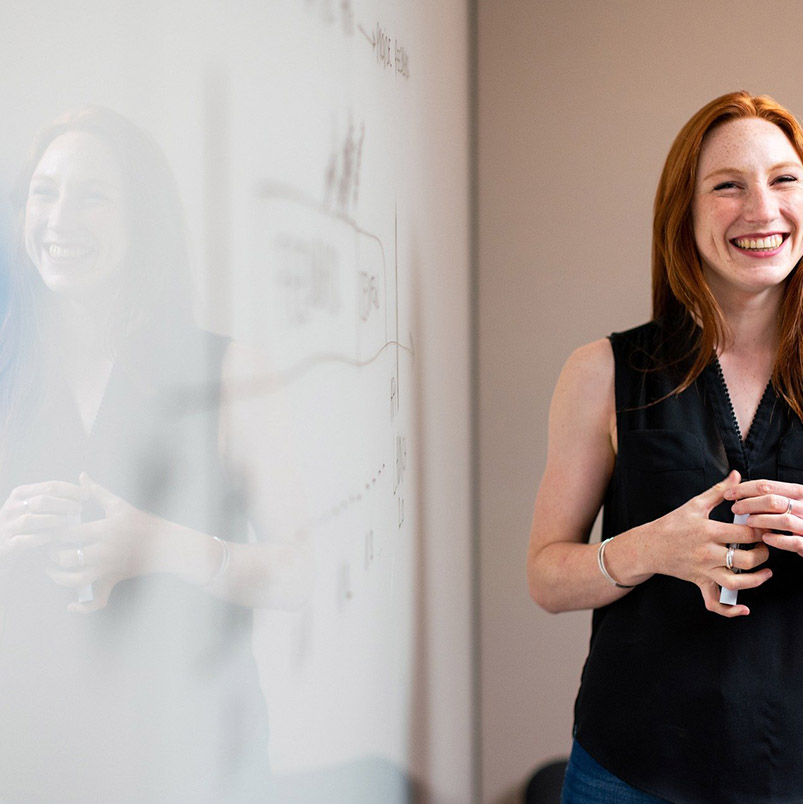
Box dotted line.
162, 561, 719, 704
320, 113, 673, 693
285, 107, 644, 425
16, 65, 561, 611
308, 463, 387, 529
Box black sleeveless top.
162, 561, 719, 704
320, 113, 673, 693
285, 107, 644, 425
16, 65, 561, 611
574, 320, 803, 804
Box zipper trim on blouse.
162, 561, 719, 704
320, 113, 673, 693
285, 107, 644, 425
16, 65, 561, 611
713, 356, 752, 478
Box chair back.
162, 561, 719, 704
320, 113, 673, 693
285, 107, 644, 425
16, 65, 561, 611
523, 759, 567, 804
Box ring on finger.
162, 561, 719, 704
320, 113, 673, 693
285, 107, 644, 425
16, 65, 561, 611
786, 497, 794, 515
76, 548, 85, 569
726, 545, 736, 572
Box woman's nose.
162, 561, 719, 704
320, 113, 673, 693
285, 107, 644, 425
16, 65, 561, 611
743, 185, 778, 223
48, 192, 81, 231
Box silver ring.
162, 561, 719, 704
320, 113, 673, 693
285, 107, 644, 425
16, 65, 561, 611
786, 497, 794, 515
726, 545, 736, 572
76, 548, 85, 569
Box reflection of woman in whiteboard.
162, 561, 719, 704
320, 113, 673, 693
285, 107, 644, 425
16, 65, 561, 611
0, 106, 309, 803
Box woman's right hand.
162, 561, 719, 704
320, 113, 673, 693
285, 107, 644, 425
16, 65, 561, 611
0, 482, 87, 567
645, 470, 772, 616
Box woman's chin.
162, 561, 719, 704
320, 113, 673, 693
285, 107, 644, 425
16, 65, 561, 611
38, 265, 116, 304
706, 263, 797, 300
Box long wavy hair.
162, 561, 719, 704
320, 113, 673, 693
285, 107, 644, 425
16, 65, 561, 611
653, 90, 803, 420
0, 106, 195, 442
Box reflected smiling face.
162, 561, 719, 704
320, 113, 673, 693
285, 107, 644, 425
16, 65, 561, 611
25, 131, 128, 303
692, 117, 803, 302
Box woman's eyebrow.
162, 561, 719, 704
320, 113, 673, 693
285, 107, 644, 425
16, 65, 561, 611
78, 178, 120, 191
701, 161, 803, 182
29, 173, 120, 192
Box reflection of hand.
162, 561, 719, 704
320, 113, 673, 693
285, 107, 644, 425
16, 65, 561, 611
649, 471, 771, 617
0, 481, 87, 567
727, 479, 803, 557
47, 469, 313, 613
48, 473, 164, 613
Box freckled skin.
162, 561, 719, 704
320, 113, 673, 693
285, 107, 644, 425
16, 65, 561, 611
692, 118, 803, 307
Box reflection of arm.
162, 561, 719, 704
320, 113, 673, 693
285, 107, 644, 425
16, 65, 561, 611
153, 518, 312, 611
527, 339, 649, 612
195, 531, 312, 610
52, 477, 313, 612
213, 340, 314, 609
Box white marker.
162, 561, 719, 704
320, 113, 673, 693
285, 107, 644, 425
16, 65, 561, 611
77, 584, 94, 603
66, 513, 94, 604
720, 512, 749, 605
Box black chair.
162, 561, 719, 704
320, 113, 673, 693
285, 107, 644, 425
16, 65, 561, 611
523, 758, 568, 804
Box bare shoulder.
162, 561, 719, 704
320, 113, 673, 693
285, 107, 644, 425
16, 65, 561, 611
219, 340, 278, 405
530, 338, 616, 552
559, 338, 614, 387
547, 338, 616, 456
552, 338, 614, 414
220, 340, 263, 384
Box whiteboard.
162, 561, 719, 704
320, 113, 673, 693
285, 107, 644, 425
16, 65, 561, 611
0, 1, 474, 801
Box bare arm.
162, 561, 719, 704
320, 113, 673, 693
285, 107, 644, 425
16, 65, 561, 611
527, 339, 644, 612
527, 339, 771, 617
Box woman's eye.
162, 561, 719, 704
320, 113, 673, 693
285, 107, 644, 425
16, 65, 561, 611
774, 174, 799, 185
29, 185, 56, 199
713, 181, 739, 191
77, 190, 114, 207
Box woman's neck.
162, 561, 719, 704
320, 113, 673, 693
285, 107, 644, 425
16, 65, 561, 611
715, 284, 782, 359
50, 297, 113, 358
46, 299, 116, 435
713, 286, 782, 438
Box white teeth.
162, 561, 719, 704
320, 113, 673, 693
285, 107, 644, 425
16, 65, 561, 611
733, 234, 783, 250
47, 244, 91, 259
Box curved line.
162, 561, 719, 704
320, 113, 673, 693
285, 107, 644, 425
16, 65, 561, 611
170, 338, 414, 409
245, 338, 413, 394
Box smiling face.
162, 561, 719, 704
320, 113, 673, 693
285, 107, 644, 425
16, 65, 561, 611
24, 130, 127, 304
692, 117, 803, 304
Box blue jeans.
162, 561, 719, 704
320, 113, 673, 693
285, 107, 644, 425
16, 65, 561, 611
561, 742, 670, 804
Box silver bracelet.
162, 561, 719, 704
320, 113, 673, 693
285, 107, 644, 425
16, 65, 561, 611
597, 537, 636, 589
204, 536, 231, 587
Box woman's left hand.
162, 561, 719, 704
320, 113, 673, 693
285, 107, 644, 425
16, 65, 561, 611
46, 473, 164, 613
726, 479, 803, 556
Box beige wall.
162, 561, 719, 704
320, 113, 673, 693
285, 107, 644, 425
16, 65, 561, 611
477, 2, 803, 802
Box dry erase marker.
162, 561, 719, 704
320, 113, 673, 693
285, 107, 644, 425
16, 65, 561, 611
67, 512, 94, 604
720, 512, 749, 605
77, 584, 94, 603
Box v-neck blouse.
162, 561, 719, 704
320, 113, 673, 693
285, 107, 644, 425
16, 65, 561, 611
573, 319, 803, 804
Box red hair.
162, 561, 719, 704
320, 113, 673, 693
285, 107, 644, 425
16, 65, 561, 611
653, 90, 803, 420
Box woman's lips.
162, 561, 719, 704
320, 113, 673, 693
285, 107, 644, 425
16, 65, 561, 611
45, 243, 93, 259
730, 233, 787, 255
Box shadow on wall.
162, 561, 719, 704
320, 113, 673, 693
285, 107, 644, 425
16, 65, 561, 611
409, 240, 432, 801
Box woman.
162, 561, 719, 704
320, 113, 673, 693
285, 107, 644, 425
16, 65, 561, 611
0, 107, 308, 803
528, 91, 803, 803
